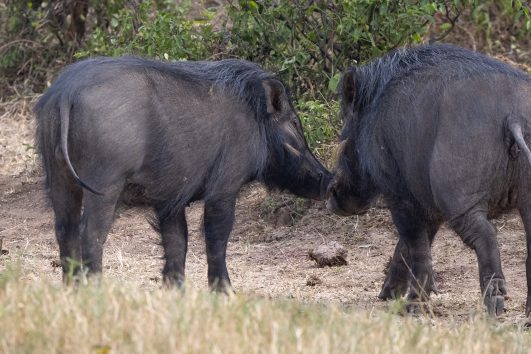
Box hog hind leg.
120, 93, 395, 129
518, 186, 531, 317
449, 209, 506, 316
154, 206, 188, 288
49, 168, 83, 283
389, 205, 439, 311
79, 182, 124, 276
203, 195, 237, 294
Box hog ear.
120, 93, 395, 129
262, 79, 286, 115
340, 68, 357, 104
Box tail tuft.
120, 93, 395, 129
507, 116, 531, 167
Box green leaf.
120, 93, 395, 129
328, 73, 341, 93
411, 32, 422, 43
439, 23, 452, 31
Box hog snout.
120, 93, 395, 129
326, 188, 350, 216
326, 185, 370, 216
317, 170, 333, 201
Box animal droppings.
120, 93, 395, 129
309, 241, 348, 267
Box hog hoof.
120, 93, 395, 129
219, 286, 235, 297
209, 278, 234, 296
405, 301, 422, 314
404, 289, 433, 315
483, 278, 506, 316
378, 279, 408, 300
405, 299, 433, 315
163, 275, 185, 290
485, 295, 505, 316
63, 274, 82, 287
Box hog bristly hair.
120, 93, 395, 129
34, 57, 290, 220
345, 44, 530, 194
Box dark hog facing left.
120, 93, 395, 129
35, 57, 331, 292
327, 44, 531, 316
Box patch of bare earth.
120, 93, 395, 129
0, 98, 528, 326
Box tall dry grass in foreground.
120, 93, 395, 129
0, 263, 529, 354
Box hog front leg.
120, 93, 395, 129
203, 195, 237, 294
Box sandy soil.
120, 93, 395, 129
0, 100, 529, 326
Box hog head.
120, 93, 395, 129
261, 79, 332, 200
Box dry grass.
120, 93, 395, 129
0, 262, 530, 354
2, 87, 531, 353
0, 96, 39, 177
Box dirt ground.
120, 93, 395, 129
0, 99, 529, 326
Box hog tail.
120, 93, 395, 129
59, 95, 104, 195
507, 116, 531, 168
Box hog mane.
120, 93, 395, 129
348, 44, 531, 194
35, 57, 278, 124
353, 44, 529, 116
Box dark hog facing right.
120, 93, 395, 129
327, 44, 531, 316
35, 57, 331, 292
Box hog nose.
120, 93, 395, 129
326, 179, 335, 195
325, 192, 338, 212
318, 172, 332, 199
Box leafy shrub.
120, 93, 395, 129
296, 98, 340, 157
1, 0, 529, 153
76, 0, 220, 61
0, 0, 133, 95
75, 0, 449, 153
469, 0, 530, 63
224, 1, 442, 99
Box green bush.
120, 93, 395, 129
469, 0, 530, 59
76, 0, 220, 61
0, 0, 134, 95
296, 98, 340, 155
224, 1, 441, 98
76, 0, 449, 152
1, 0, 529, 153
2, 0, 529, 98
